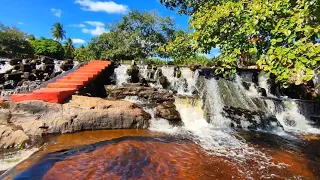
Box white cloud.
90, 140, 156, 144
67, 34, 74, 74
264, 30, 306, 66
82, 21, 107, 36
82, 26, 106, 36
72, 38, 86, 44
84, 21, 104, 27
17, 22, 24, 25
69, 24, 86, 28
75, 0, 128, 14
51, 8, 62, 17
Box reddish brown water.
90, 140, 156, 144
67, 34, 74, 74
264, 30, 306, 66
2, 130, 320, 180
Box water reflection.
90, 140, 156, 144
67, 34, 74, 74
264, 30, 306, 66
2, 130, 319, 180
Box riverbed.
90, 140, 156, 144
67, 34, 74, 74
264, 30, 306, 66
1, 129, 320, 179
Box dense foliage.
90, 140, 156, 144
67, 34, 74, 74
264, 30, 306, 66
159, 0, 205, 15
30, 39, 65, 59
163, 0, 320, 86
159, 30, 198, 64
74, 45, 94, 62
64, 38, 75, 59
87, 10, 176, 60
0, 24, 33, 57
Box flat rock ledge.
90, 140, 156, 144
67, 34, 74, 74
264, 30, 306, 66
0, 95, 151, 149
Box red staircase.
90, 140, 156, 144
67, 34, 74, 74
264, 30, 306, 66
10, 60, 111, 103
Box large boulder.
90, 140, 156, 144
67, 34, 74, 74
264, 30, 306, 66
6, 96, 151, 145
0, 124, 29, 149
9, 59, 22, 66
41, 57, 54, 64
20, 64, 32, 72
60, 64, 73, 71
105, 84, 174, 103
155, 101, 182, 126
0, 109, 11, 125
222, 106, 283, 131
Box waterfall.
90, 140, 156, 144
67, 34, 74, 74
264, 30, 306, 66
276, 100, 320, 134
0, 62, 13, 74
258, 72, 272, 96
115, 65, 129, 85
236, 74, 320, 134
201, 78, 230, 128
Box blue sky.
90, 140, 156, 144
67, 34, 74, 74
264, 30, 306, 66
0, 0, 220, 57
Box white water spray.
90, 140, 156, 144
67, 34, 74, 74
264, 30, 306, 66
115, 65, 129, 85
0, 148, 38, 172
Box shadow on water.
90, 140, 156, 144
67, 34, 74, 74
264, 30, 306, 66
8, 136, 184, 180
1, 130, 320, 179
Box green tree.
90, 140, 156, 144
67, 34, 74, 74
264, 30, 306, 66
30, 39, 65, 59
27, 34, 35, 41
0, 24, 34, 58
87, 10, 176, 61
186, 0, 320, 86
63, 38, 75, 59
159, 30, 198, 64
51, 23, 66, 42
74, 45, 94, 62
159, 0, 206, 15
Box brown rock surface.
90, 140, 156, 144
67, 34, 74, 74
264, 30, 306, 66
0, 95, 151, 149
0, 124, 29, 148
105, 84, 174, 103
155, 101, 182, 125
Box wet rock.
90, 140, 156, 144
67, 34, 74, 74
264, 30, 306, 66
156, 101, 182, 125
0, 109, 11, 125
222, 106, 283, 131
189, 64, 201, 72
258, 87, 267, 97
242, 81, 251, 90
0, 124, 29, 149
0, 73, 5, 84
41, 57, 54, 64
20, 64, 32, 72
7, 96, 151, 144
42, 64, 54, 73
105, 84, 174, 103
13, 65, 21, 71
9, 59, 22, 66
50, 71, 62, 79
159, 76, 170, 89
6, 72, 23, 82
60, 64, 73, 71
4, 80, 16, 89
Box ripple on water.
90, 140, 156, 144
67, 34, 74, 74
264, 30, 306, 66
3, 131, 319, 180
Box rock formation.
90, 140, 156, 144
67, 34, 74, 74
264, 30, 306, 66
0, 95, 151, 149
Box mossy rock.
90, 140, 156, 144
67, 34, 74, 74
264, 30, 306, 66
9, 59, 22, 66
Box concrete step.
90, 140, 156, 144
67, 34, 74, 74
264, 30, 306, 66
10, 60, 111, 103
47, 83, 83, 89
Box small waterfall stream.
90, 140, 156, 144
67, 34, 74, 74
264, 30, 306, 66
2, 65, 320, 179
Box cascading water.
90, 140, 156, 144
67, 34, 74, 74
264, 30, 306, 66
0, 62, 13, 74
0, 148, 38, 173
114, 64, 129, 85
237, 74, 320, 134
258, 72, 273, 96
276, 100, 320, 134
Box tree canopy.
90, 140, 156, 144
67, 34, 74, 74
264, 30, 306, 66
0, 24, 33, 57
159, 30, 198, 64
30, 39, 65, 59
159, 0, 206, 15
64, 38, 75, 59
162, 0, 320, 87
87, 10, 176, 61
